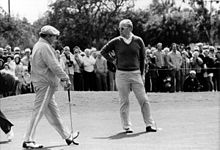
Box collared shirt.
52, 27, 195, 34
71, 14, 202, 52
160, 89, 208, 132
31, 37, 69, 87
82, 55, 96, 72
167, 50, 182, 69
120, 33, 134, 44
153, 50, 165, 68
95, 57, 107, 73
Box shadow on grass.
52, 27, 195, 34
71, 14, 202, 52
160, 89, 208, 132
94, 131, 146, 140
0, 140, 10, 144
22, 144, 67, 150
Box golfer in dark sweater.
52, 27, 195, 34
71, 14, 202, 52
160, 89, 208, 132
100, 19, 157, 133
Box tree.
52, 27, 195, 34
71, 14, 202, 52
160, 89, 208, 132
0, 9, 37, 49
45, 0, 135, 50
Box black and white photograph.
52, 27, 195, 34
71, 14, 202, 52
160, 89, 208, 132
0, 0, 219, 149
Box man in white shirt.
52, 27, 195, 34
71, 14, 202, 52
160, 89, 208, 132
82, 48, 96, 91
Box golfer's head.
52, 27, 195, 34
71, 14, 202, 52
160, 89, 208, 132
119, 19, 133, 37
39, 25, 60, 44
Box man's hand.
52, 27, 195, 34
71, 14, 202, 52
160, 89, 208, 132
60, 78, 71, 89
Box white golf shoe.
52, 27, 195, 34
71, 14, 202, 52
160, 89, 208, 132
22, 141, 43, 149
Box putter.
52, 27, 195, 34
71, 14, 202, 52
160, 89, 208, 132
67, 89, 79, 145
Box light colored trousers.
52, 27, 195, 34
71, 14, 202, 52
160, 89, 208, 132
116, 70, 154, 129
24, 84, 70, 141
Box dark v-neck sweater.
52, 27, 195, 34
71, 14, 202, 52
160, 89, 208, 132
100, 35, 145, 75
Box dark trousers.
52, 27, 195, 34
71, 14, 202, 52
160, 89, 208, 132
0, 110, 13, 134
107, 71, 116, 91
144, 72, 151, 92
83, 71, 96, 91
74, 72, 84, 91
157, 67, 167, 92
170, 69, 181, 92
96, 72, 107, 91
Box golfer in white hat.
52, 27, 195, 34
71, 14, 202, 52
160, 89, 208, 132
22, 25, 79, 149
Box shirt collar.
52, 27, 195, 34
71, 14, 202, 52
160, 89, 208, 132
120, 33, 134, 44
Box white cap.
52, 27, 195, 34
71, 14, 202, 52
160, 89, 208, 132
25, 48, 31, 53
190, 70, 196, 74
14, 47, 20, 51
14, 54, 20, 59
39, 25, 60, 36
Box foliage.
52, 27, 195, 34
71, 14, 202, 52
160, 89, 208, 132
143, 2, 199, 46
0, 0, 220, 50
43, 0, 135, 51
0, 10, 37, 49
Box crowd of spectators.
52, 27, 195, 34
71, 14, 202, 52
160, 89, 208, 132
56, 46, 115, 92
0, 42, 220, 97
0, 45, 33, 97
144, 42, 220, 92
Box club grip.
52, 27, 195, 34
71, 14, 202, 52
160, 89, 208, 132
68, 89, 71, 102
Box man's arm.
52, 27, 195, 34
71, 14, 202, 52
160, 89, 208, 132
138, 38, 145, 75
41, 46, 69, 81
100, 39, 116, 63
167, 53, 175, 68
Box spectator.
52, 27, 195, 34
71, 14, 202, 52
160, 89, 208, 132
167, 43, 182, 92
203, 49, 215, 91
185, 45, 192, 58
0, 47, 6, 62
208, 46, 216, 60
144, 49, 158, 92
73, 46, 84, 91
6, 55, 16, 74
153, 42, 165, 92
90, 47, 97, 59
21, 48, 32, 73
213, 48, 220, 91
82, 48, 96, 91
163, 47, 170, 69
180, 50, 190, 91
14, 54, 24, 95
1, 63, 16, 78
162, 47, 171, 91
190, 51, 203, 89
5, 45, 12, 56
144, 49, 152, 92
95, 52, 108, 91
61, 46, 76, 91
13, 47, 21, 55
21, 69, 33, 94
183, 70, 200, 92
20, 48, 26, 58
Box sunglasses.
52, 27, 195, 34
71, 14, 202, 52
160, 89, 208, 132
119, 26, 129, 31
